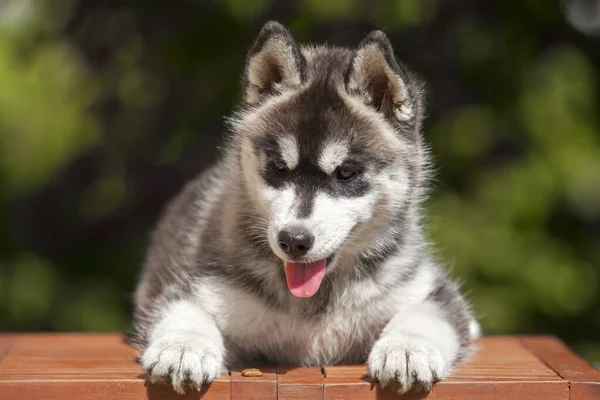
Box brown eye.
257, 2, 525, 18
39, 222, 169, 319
336, 166, 357, 181
271, 159, 287, 172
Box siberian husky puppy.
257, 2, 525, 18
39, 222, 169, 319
131, 21, 479, 395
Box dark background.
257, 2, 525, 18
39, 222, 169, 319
0, 0, 599, 366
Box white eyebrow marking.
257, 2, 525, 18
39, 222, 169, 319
318, 141, 349, 174
277, 135, 299, 169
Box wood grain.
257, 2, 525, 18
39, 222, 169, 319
0, 379, 231, 400
276, 365, 323, 400
323, 364, 379, 400
230, 365, 276, 400
0, 334, 597, 399
521, 336, 600, 400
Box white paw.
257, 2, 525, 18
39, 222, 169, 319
367, 334, 448, 393
140, 332, 224, 394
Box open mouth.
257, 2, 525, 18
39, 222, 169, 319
283, 254, 335, 299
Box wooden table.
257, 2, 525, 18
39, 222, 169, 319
0, 334, 598, 399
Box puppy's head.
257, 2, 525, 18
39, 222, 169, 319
232, 22, 426, 298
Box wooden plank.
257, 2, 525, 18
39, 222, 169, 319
521, 336, 600, 400
0, 378, 230, 400
520, 336, 600, 382
0, 333, 230, 400
0, 333, 140, 382
402, 382, 569, 400
0, 357, 142, 378
1, 379, 567, 400
0, 334, 597, 399
6, 333, 136, 358
570, 384, 600, 400
276, 365, 323, 400
230, 365, 276, 400
322, 336, 572, 400
323, 364, 379, 400
447, 336, 562, 382
323, 365, 568, 400
0, 380, 146, 400
145, 371, 231, 400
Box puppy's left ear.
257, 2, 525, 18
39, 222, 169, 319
346, 31, 423, 127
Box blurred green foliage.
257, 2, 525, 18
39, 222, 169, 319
0, 0, 598, 365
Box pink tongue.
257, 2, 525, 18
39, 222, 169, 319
284, 259, 327, 298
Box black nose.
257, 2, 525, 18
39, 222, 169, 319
278, 228, 314, 257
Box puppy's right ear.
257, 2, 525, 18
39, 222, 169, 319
243, 21, 307, 105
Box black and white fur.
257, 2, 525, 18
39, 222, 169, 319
131, 21, 479, 395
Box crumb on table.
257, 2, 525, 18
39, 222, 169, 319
241, 368, 262, 377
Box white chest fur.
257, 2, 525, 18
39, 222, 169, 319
200, 261, 435, 365
215, 286, 393, 365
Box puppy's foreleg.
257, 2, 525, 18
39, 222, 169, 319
368, 298, 473, 393
139, 299, 224, 394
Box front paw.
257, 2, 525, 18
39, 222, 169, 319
367, 335, 447, 394
140, 333, 223, 394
